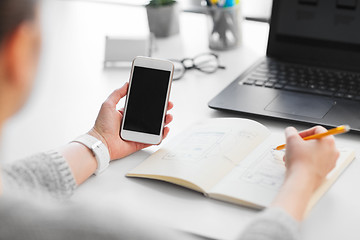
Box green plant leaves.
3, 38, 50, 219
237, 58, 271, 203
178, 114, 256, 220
148, 0, 176, 7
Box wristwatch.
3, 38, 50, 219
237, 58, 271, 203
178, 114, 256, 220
72, 134, 110, 175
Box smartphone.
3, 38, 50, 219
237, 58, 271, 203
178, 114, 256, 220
120, 56, 174, 145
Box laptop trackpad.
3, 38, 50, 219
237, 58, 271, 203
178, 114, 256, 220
265, 93, 334, 119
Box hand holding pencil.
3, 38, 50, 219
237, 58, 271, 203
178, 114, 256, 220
272, 125, 343, 221
275, 125, 350, 150
281, 125, 340, 189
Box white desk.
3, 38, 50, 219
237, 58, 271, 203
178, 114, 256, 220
2, 1, 360, 239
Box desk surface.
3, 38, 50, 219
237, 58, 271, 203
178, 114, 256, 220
2, 1, 360, 239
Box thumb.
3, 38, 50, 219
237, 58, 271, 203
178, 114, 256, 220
285, 127, 301, 143
106, 82, 129, 106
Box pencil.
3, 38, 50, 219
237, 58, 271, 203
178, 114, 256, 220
210, 0, 218, 5
274, 125, 350, 151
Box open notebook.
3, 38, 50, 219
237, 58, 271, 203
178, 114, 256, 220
127, 118, 355, 212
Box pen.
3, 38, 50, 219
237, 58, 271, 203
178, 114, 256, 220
224, 0, 235, 7
217, 0, 226, 7
274, 125, 350, 151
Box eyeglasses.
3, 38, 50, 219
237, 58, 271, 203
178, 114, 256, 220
171, 53, 226, 80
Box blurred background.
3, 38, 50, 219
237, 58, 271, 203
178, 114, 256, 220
74, 0, 273, 22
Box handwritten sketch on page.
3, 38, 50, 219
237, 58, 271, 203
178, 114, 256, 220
239, 148, 286, 190
162, 132, 226, 162
161, 129, 262, 166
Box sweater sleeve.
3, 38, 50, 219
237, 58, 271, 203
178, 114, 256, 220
1, 150, 77, 199
238, 207, 300, 240
0, 197, 200, 240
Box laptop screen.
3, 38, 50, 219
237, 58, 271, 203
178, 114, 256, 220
267, 0, 360, 71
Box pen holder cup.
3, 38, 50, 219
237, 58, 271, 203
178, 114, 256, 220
207, 5, 242, 51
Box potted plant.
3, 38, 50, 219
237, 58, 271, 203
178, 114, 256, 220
146, 0, 180, 38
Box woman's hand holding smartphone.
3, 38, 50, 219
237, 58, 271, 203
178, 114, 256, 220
88, 57, 174, 161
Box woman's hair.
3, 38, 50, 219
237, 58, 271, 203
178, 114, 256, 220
0, 0, 38, 44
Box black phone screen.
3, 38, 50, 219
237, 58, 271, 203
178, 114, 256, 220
123, 66, 171, 135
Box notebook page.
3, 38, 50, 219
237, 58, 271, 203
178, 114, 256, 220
127, 118, 270, 192
209, 135, 354, 209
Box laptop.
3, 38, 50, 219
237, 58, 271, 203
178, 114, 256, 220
209, 0, 360, 132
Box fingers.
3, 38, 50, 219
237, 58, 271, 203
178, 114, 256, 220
167, 101, 174, 111
162, 115, 173, 140
105, 82, 129, 107
285, 125, 335, 159
320, 133, 336, 148
286, 125, 329, 143
118, 108, 125, 115
298, 125, 327, 138
164, 114, 173, 125
285, 127, 301, 143
163, 126, 170, 139
164, 102, 173, 126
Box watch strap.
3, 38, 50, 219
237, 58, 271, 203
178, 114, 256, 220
72, 134, 110, 175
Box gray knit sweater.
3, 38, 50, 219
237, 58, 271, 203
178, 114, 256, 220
0, 151, 299, 240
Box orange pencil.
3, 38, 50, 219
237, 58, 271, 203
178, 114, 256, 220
275, 125, 350, 151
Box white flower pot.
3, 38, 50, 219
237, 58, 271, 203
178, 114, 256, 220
146, 2, 180, 38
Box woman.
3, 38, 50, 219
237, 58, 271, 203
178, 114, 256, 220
0, 0, 339, 239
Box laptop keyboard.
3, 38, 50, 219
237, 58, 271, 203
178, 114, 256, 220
241, 60, 360, 101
